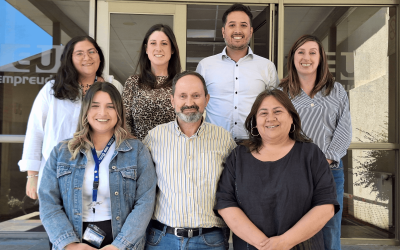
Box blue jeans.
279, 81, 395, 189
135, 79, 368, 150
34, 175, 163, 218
145, 226, 225, 250
322, 160, 344, 250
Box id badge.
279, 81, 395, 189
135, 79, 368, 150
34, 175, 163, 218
82, 224, 106, 248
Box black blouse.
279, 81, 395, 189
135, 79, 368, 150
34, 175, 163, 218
215, 141, 340, 250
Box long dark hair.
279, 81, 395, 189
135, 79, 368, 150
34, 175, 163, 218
135, 24, 181, 89
242, 88, 312, 153
52, 36, 105, 100
279, 34, 334, 99
68, 82, 134, 159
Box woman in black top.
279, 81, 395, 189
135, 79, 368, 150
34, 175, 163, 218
215, 88, 339, 250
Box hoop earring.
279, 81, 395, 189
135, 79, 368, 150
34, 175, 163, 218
290, 124, 295, 133
251, 126, 259, 137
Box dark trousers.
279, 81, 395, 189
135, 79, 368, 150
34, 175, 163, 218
222, 227, 230, 250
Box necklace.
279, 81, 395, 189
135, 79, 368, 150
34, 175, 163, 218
80, 76, 98, 96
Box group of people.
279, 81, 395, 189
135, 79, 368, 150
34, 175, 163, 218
18, 3, 351, 250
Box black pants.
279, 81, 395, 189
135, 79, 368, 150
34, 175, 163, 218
49, 220, 113, 249
222, 227, 230, 250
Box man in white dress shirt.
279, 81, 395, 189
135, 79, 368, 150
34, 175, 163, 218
196, 3, 279, 141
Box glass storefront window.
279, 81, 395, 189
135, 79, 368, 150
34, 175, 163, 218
0, 0, 89, 231
109, 14, 173, 83
284, 6, 395, 144
284, 6, 397, 239
338, 7, 396, 144
343, 150, 395, 239
186, 4, 269, 71
0, 0, 89, 135
0, 143, 39, 227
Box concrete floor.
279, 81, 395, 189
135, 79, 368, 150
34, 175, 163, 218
0, 238, 399, 250
342, 247, 399, 250
0, 238, 49, 250
1, 213, 399, 250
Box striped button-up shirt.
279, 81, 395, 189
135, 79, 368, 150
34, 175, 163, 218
143, 120, 236, 228
290, 82, 352, 168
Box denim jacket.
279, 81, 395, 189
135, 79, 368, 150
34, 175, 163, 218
39, 138, 157, 250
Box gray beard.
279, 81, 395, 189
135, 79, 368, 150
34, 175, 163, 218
176, 111, 203, 123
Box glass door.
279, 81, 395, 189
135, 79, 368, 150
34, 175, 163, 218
0, 0, 90, 236
185, 4, 276, 71
96, 1, 187, 83
283, 5, 398, 242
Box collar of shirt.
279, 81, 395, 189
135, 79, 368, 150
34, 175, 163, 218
79, 138, 133, 156
221, 46, 254, 61
296, 86, 327, 105
173, 118, 206, 138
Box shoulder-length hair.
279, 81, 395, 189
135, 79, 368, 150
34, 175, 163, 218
68, 82, 134, 159
52, 36, 105, 101
241, 88, 312, 153
279, 34, 335, 99
134, 24, 181, 89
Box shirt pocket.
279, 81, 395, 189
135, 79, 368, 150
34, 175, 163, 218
120, 167, 138, 198
196, 152, 224, 193
56, 163, 73, 197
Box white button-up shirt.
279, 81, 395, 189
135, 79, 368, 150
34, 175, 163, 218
18, 76, 122, 188
196, 47, 279, 140
143, 120, 236, 228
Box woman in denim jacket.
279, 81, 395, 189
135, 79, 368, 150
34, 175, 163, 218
39, 82, 157, 250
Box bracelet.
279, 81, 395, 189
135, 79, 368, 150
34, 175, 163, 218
27, 174, 39, 179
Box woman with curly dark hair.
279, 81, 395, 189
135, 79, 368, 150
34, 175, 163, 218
19, 36, 122, 200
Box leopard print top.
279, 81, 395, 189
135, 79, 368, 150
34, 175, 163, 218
122, 75, 175, 140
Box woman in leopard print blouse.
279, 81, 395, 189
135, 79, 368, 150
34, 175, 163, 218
122, 24, 181, 140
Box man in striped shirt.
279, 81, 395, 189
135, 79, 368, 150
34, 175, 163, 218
143, 71, 236, 250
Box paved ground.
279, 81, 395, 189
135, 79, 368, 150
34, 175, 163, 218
342, 247, 400, 250
0, 238, 49, 250
0, 238, 399, 250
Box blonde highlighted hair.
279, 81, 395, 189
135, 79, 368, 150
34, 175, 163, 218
68, 82, 134, 159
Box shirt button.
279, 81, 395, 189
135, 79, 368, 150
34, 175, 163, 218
235, 106, 237, 109
235, 91, 237, 94
116, 216, 120, 220
236, 77, 238, 80
236, 64, 238, 67
235, 122, 237, 125
112, 166, 116, 170
234, 137, 237, 140
115, 191, 119, 196
311, 103, 315, 107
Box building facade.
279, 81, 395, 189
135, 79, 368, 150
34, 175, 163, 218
0, 0, 399, 246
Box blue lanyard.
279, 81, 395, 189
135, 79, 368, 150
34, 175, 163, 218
90, 135, 115, 213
